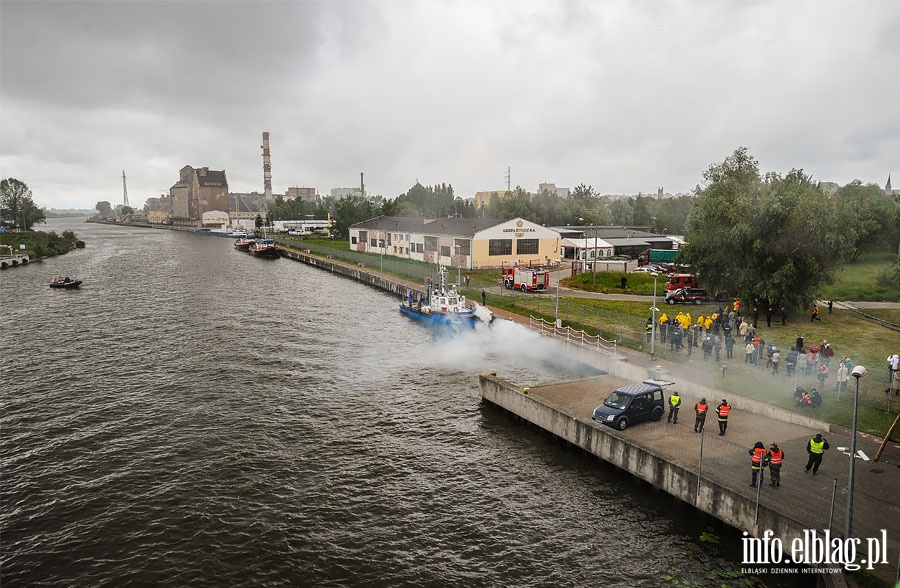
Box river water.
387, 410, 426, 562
0, 218, 811, 587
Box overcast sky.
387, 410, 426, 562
2, 0, 898, 210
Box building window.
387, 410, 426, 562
351, 236, 357, 245
370, 238, 378, 247
489, 239, 512, 256
517, 239, 538, 255
454, 240, 471, 255
415, 243, 424, 253
440, 245, 451, 257
424, 236, 438, 252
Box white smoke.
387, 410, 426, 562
427, 313, 599, 382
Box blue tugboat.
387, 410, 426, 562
399, 269, 489, 331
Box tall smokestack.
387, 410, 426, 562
360, 171, 365, 199
262, 131, 272, 200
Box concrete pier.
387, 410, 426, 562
480, 371, 900, 586
0, 253, 30, 269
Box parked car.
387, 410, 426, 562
630, 266, 656, 273
591, 379, 674, 430
664, 287, 710, 305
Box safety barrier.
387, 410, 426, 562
529, 315, 617, 356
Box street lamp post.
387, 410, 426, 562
845, 365, 867, 539
650, 272, 659, 360
455, 244, 461, 285
554, 269, 561, 328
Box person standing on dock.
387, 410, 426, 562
667, 390, 681, 423
767, 444, 784, 487
693, 398, 708, 433
481, 288, 486, 306
749, 441, 768, 487
716, 399, 731, 436
804, 434, 829, 475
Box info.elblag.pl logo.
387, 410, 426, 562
742, 529, 890, 573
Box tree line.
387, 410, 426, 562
5, 146, 897, 311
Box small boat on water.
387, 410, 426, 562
49, 276, 82, 289
234, 237, 256, 251
249, 237, 279, 259
399, 269, 489, 331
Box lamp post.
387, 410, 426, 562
455, 244, 461, 285
650, 271, 659, 360
845, 365, 867, 539
554, 269, 561, 329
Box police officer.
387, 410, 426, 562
667, 390, 681, 424
805, 434, 829, 475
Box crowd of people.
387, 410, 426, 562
647, 300, 869, 406
644, 299, 900, 495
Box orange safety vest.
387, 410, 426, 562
768, 449, 783, 465
696, 402, 708, 414
717, 404, 731, 418
751, 447, 767, 466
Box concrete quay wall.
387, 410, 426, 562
548, 335, 831, 432
278, 248, 416, 299
480, 371, 807, 544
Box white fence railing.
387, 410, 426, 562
529, 316, 618, 356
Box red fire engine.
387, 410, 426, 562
502, 266, 549, 292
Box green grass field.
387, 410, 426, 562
820, 251, 900, 302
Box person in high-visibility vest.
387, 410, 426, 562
716, 399, 731, 436
693, 398, 708, 433
767, 444, 784, 487
667, 391, 681, 424
749, 441, 768, 487
805, 434, 830, 475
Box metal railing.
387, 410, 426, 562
529, 315, 618, 355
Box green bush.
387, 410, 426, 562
875, 264, 900, 289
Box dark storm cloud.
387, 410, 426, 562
1, 0, 898, 209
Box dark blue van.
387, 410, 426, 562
592, 379, 675, 430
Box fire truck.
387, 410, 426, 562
502, 266, 550, 292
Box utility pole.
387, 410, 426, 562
122, 170, 129, 207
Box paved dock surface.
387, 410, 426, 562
489, 306, 900, 584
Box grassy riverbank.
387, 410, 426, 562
0, 229, 85, 258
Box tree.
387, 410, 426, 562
679, 147, 844, 312
2, 178, 45, 230
96, 201, 113, 218
832, 180, 900, 261
332, 194, 376, 238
